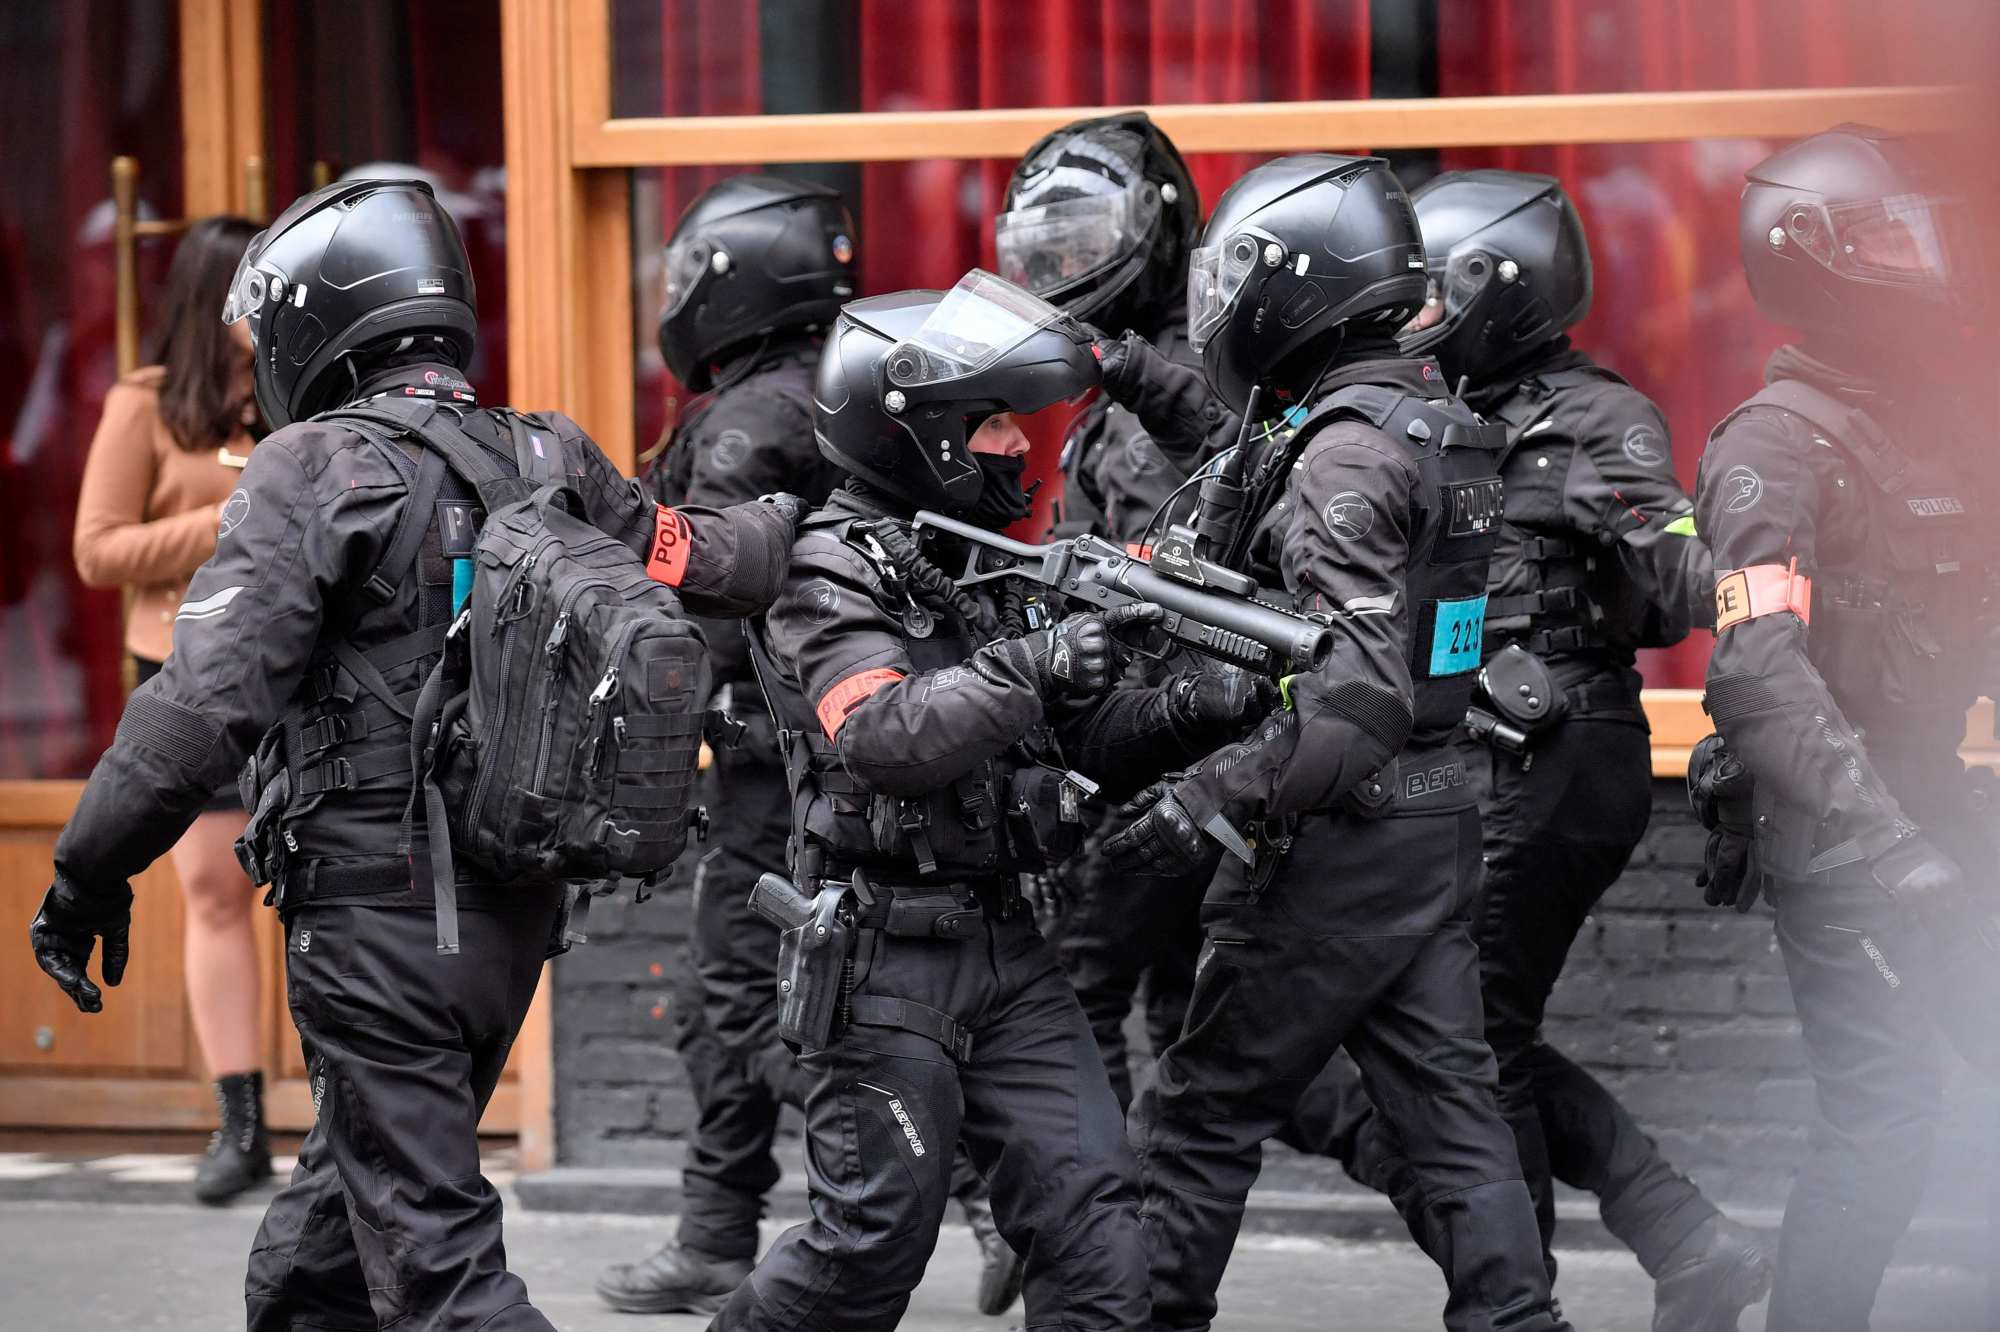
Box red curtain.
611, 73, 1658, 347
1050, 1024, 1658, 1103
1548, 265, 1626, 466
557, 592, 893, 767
0, 1, 182, 778
1436, 0, 1952, 687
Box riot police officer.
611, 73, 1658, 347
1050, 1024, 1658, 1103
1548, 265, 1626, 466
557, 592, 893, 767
27, 178, 798, 1331
994, 111, 1213, 1108
1274, 169, 1769, 1328
1101, 154, 1571, 1332
1692, 124, 2000, 1332
713, 271, 1265, 1331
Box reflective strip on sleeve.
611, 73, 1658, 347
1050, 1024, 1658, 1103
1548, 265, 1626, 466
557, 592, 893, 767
816, 668, 905, 739
1714, 558, 1812, 632
647, 505, 693, 585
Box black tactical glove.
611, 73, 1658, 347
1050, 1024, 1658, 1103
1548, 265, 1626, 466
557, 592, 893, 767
1687, 734, 1759, 911
1102, 780, 1220, 878
29, 874, 133, 1014
1168, 663, 1281, 733
1017, 602, 1165, 699
759, 492, 810, 528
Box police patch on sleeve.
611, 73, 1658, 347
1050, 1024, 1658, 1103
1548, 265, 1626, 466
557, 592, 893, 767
218, 488, 251, 537
1721, 465, 1763, 513
1622, 423, 1667, 467
803, 579, 840, 624
1323, 490, 1374, 540
711, 428, 750, 472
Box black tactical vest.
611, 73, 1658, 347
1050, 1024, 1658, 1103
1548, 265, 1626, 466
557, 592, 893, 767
1480, 364, 1630, 655
749, 513, 1076, 887
1711, 378, 1991, 733
1248, 384, 1507, 741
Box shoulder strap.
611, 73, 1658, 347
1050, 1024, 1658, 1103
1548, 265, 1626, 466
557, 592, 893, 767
493, 408, 560, 488
323, 399, 538, 603
1748, 378, 1909, 494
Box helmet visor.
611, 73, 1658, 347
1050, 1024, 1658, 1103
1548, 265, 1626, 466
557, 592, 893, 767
663, 234, 716, 318
1187, 232, 1263, 354
1786, 193, 1959, 288
1398, 248, 1495, 340
994, 183, 1160, 302
884, 269, 1065, 389
220, 229, 273, 330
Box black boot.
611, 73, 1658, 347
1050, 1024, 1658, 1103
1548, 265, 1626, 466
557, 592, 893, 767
194, 1070, 272, 1205
956, 1181, 1026, 1317
594, 1240, 752, 1315
1652, 1216, 1773, 1332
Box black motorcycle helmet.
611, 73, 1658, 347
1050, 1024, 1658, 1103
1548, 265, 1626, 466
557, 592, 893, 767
658, 174, 857, 392
814, 270, 1098, 514
995, 111, 1200, 336
221, 178, 476, 429
1740, 123, 1964, 344
1398, 169, 1592, 385
1189, 154, 1428, 415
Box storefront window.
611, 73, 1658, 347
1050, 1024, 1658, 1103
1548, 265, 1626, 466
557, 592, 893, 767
609, 0, 1375, 120
0, 1, 182, 778
261, 0, 509, 402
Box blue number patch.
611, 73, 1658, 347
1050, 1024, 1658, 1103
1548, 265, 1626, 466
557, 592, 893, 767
1427, 594, 1488, 677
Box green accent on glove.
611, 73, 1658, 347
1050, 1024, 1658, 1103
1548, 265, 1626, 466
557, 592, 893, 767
1663, 513, 1699, 537
1278, 674, 1298, 710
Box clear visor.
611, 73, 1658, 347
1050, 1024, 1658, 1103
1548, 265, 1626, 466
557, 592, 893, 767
1397, 248, 1494, 338
883, 269, 1065, 389
220, 229, 273, 328
1187, 232, 1265, 354
994, 183, 1160, 298
1784, 193, 1959, 286
663, 234, 717, 316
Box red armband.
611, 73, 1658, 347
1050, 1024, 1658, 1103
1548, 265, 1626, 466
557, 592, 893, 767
815, 668, 905, 739
647, 505, 692, 586
1714, 558, 1812, 632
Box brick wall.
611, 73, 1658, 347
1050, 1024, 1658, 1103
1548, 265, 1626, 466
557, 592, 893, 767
550, 781, 1995, 1217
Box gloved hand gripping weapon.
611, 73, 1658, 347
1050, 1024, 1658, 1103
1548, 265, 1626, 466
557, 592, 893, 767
910, 510, 1333, 677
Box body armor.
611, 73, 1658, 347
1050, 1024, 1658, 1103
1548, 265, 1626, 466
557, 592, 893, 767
752, 514, 1076, 888
1246, 386, 1506, 742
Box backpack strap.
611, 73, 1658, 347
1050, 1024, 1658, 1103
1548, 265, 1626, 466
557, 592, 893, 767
494, 408, 561, 488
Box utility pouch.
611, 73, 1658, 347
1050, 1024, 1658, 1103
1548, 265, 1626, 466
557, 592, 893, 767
884, 890, 984, 940
1477, 644, 1567, 740
776, 886, 850, 1051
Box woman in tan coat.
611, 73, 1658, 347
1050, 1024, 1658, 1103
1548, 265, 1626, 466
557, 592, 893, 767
73, 215, 271, 1203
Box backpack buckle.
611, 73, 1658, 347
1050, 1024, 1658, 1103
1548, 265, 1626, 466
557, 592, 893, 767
299, 714, 354, 757
298, 758, 354, 796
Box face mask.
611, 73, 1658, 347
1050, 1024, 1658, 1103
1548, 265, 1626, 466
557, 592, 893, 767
966, 452, 1034, 529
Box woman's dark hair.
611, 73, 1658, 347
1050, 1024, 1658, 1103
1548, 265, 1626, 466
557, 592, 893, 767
145, 215, 259, 451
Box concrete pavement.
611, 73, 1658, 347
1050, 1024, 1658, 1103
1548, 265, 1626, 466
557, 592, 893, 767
0, 1194, 1990, 1330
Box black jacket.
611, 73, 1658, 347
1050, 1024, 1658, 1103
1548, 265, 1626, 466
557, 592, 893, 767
1698, 344, 1996, 865
1469, 343, 1713, 714
647, 339, 840, 686
55, 360, 794, 903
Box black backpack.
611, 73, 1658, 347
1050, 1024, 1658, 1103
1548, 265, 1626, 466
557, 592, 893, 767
325, 398, 712, 952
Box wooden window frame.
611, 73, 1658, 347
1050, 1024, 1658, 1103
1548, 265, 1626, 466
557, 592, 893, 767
518, 0, 1977, 1167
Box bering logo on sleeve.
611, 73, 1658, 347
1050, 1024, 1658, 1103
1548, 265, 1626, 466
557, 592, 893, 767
176, 585, 245, 621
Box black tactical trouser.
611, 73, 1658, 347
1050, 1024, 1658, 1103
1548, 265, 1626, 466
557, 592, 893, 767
670, 761, 987, 1261
1132, 801, 1565, 1332
1762, 797, 2000, 1332
709, 902, 1148, 1331
1054, 812, 1204, 1110
672, 758, 808, 1262
246, 891, 559, 1331
1282, 719, 1714, 1280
